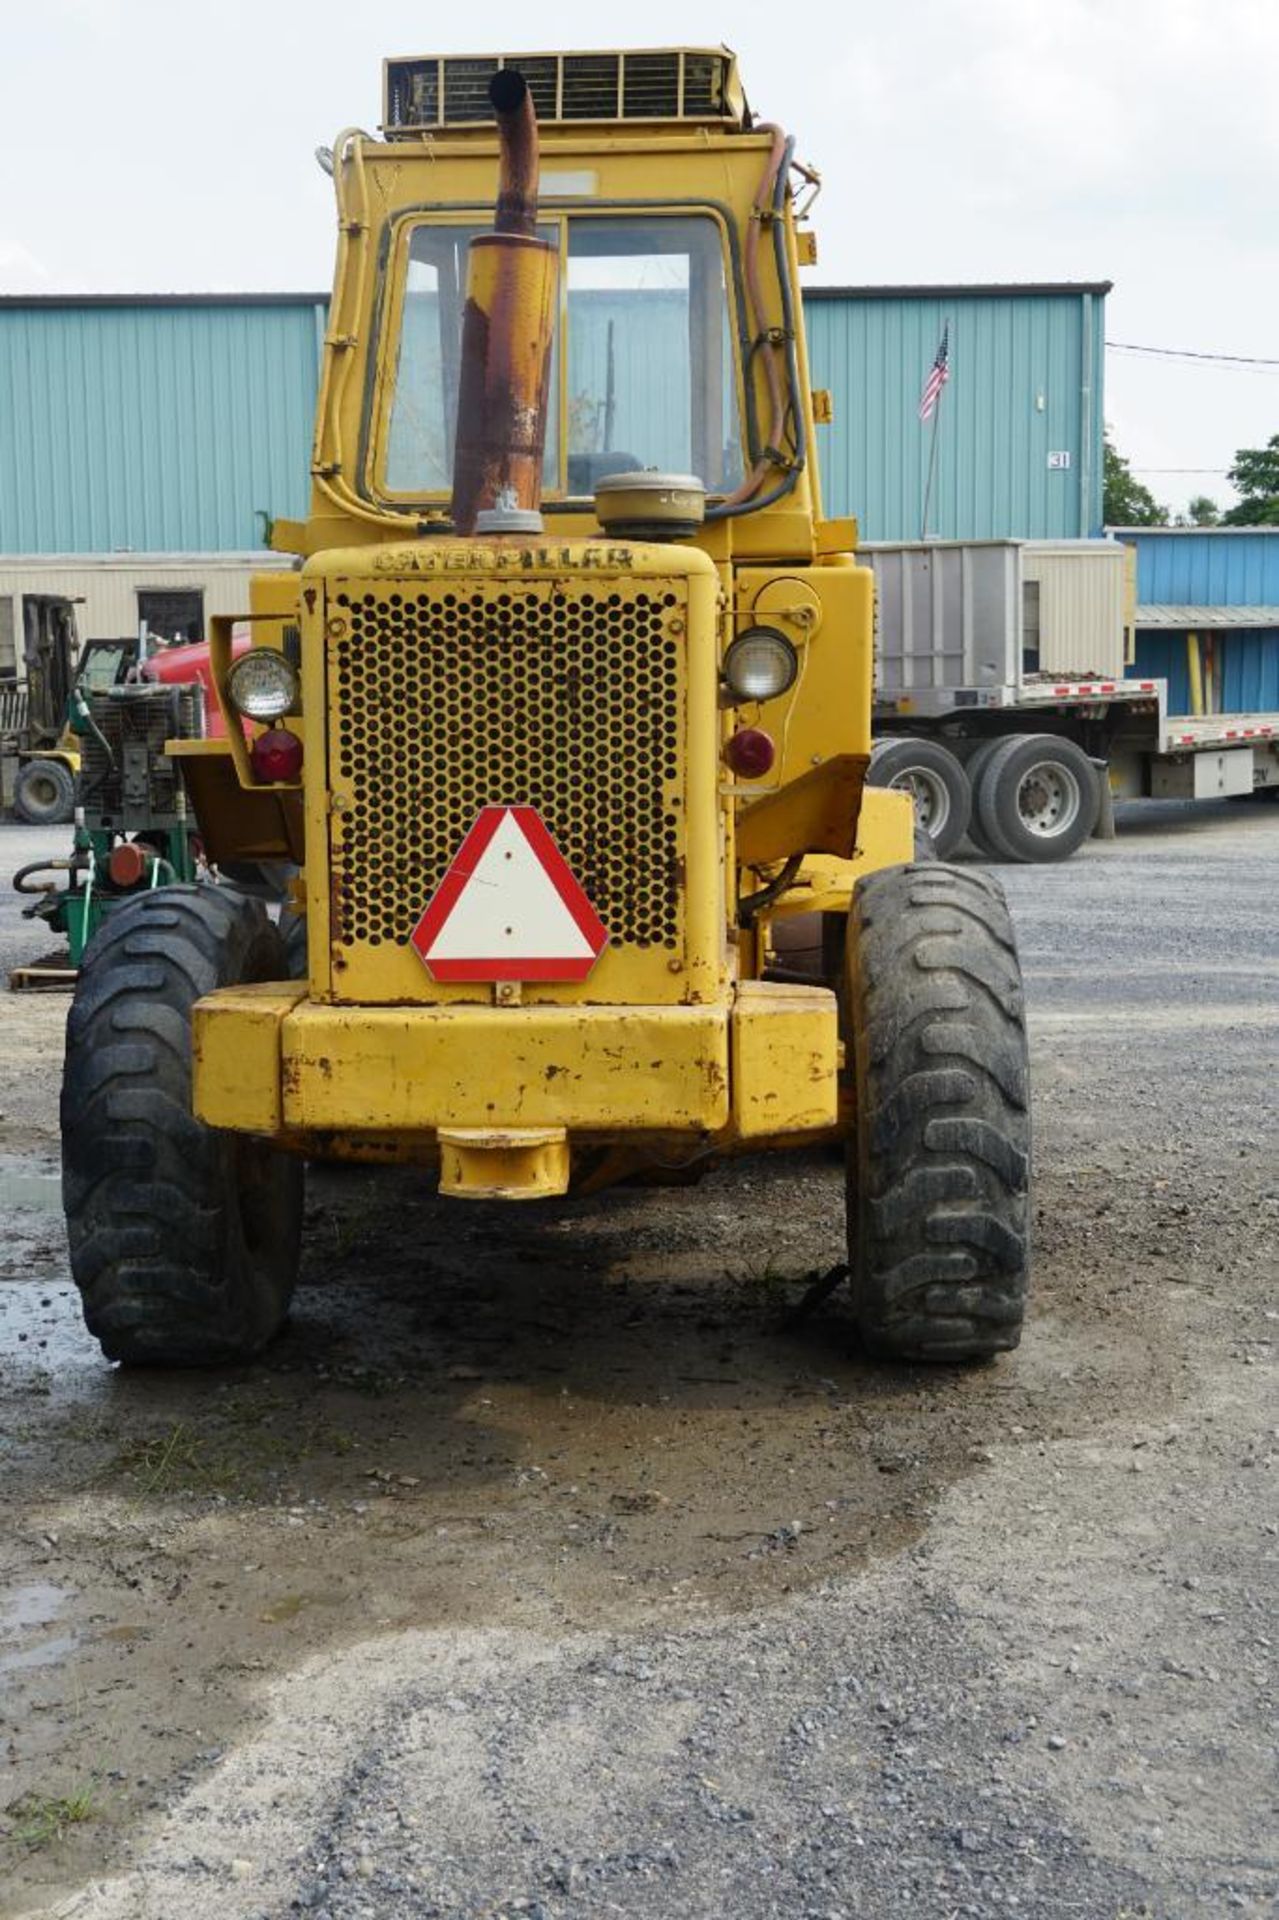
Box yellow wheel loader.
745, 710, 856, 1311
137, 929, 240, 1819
61, 49, 1030, 1366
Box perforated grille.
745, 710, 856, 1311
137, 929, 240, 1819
329, 580, 686, 958
383, 50, 737, 131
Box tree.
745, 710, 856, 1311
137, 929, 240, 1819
1103, 434, 1169, 527
1222, 434, 1279, 525
1177, 495, 1220, 528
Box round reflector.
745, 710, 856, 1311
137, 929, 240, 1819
724, 727, 776, 780
250, 728, 304, 784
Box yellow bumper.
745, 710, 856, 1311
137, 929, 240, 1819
192, 980, 837, 1146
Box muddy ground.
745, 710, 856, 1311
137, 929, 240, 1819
0, 805, 1275, 1919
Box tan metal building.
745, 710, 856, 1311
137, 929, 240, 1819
1021, 539, 1134, 680
0, 552, 297, 679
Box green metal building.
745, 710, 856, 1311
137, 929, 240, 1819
0, 282, 1108, 555
805, 283, 1108, 541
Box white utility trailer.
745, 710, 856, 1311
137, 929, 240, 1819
860, 539, 1279, 861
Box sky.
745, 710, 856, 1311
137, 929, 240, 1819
2, 0, 1276, 518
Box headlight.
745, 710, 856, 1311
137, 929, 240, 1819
225, 649, 299, 722
722, 627, 798, 703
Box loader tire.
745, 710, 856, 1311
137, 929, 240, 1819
14, 757, 76, 826
61, 885, 302, 1366
844, 861, 1031, 1362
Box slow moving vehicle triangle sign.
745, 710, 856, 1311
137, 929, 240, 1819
410, 805, 609, 983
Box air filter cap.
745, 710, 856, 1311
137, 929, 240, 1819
594, 472, 706, 540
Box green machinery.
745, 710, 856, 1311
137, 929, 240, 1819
14, 681, 202, 978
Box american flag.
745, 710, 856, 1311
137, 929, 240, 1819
918, 324, 950, 422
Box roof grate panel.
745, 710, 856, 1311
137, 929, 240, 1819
382, 48, 743, 133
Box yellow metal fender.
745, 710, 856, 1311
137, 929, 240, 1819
731, 980, 837, 1137
192, 979, 842, 1160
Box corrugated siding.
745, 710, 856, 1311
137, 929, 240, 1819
0, 554, 296, 653
0, 303, 323, 553
806, 291, 1104, 541
1122, 532, 1279, 719
1133, 627, 1279, 717
0, 287, 1105, 554
1116, 530, 1279, 608
1023, 544, 1126, 678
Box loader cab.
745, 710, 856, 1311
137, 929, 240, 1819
298, 47, 826, 558
75, 636, 138, 694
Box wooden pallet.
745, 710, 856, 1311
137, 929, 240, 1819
8, 959, 77, 992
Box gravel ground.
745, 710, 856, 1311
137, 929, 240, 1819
0, 802, 1275, 1919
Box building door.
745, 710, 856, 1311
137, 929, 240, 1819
138, 590, 204, 645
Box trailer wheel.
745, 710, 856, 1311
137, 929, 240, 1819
844, 861, 1031, 1361
62, 885, 302, 1366
957, 741, 1006, 858
868, 738, 971, 859
973, 734, 1100, 863
14, 757, 76, 826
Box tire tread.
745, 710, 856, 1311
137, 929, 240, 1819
61, 884, 301, 1366
847, 861, 1031, 1361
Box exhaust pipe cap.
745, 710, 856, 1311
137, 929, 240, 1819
475, 487, 544, 535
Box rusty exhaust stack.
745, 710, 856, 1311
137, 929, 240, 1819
450, 71, 557, 534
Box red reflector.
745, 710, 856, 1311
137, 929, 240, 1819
724, 727, 776, 779
107, 841, 149, 888
250, 728, 304, 783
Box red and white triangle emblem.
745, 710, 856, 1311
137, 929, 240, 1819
410, 806, 609, 983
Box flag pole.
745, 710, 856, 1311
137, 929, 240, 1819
919, 317, 950, 541
920, 401, 942, 541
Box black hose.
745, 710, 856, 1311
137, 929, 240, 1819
738, 851, 804, 924
706, 137, 805, 524
13, 857, 83, 894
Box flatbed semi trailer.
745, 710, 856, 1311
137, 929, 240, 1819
860, 540, 1279, 861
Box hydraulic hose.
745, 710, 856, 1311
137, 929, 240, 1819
707, 134, 806, 522
72, 692, 116, 803
738, 851, 805, 924
13, 856, 85, 893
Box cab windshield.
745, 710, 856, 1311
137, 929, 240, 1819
381, 212, 744, 502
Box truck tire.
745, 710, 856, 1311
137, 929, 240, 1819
844, 861, 1031, 1361
973, 734, 1100, 863
61, 885, 302, 1366
14, 757, 76, 826
957, 740, 1005, 858
868, 738, 971, 859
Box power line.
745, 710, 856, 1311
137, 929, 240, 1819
1130, 465, 1230, 474
1107, 339, 1279, 369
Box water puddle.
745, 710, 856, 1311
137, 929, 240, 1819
0, 1581, 78, 1683
0, 1161, 61, 1213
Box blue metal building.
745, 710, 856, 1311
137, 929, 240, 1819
0, 295, 324, 553
806, 283, 1108, 540
1116, 528, 1279, 716
0, 282, 1107, 554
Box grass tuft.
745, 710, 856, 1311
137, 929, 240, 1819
7, 1783, 99, 1851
